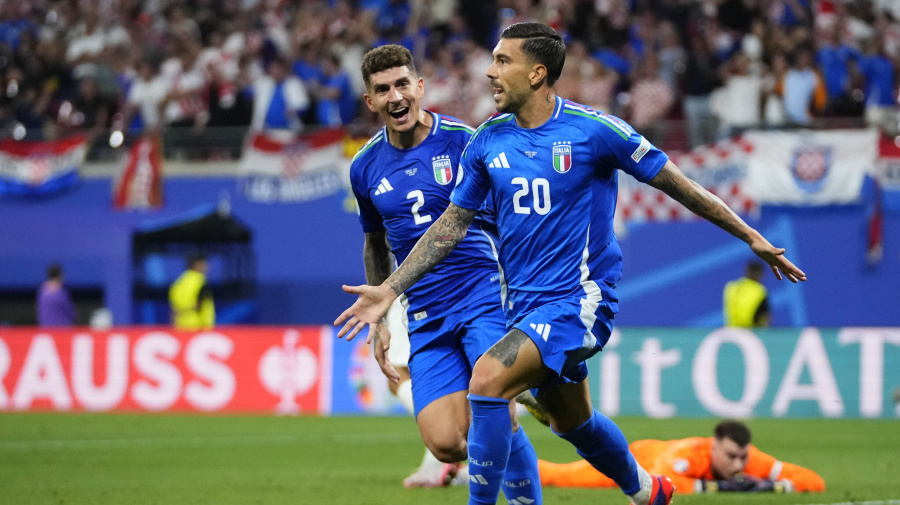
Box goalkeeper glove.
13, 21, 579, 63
699, 475, 789, 493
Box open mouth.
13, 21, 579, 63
389, 107, 410, 120
491, 85, 504, 100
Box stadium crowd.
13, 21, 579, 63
0, 0, 899, 155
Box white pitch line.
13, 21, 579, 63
792, 500, 900, 505
0, 432, 418, 451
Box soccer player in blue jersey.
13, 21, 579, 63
336, 25, 806, 505
342, 44, 542, 501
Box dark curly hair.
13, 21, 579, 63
361, 45, 417, 89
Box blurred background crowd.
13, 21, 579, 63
1, 0, 899, 158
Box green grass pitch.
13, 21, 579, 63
1, 413, 897, 505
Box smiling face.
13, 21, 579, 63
486, 37, 536, 114
710, 436, 750, 480
364, 65, 424, 134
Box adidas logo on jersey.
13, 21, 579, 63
488, 152, 511, 169
529, 323, 551, 341
374, 177, 394, 195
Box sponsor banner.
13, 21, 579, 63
617, 136, 756, 221
0, 327, 333, 414
876, 133, 900, 211
240, 129, 351, 203
0, 135, 87, 196
588, 327, 900, 418
112, 134, 164, 209
744, 129, 878, 205
5, 326, 896, 418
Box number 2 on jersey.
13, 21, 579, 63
407, 190, 432, 225
512, 177, 551, 215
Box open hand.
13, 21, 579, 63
749, 237, 807, 283
334, 284, 396, 341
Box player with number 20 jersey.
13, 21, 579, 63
451, 97, 669, 376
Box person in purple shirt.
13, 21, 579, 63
36, 264, 77, 326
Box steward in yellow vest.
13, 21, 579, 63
169, 254, 215, 330
723, 262, 770, 327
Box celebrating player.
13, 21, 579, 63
538, 419, 825, 493
342, 45, 542, 502
336, 23, 805, 505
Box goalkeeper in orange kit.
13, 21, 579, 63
538, 419, 825, 494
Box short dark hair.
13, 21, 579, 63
188, 253, 207, 269
500, 23, 565, 87
361, 45, 417, 89
46, 264, 63, 280
746, 261, 765, 279
714, 419, 751, 447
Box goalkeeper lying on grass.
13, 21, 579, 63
536, 419, 825, 494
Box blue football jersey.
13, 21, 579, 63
350, 112, 500, 331
450, 97, 668, 324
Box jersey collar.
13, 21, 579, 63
380, 110, 439, 153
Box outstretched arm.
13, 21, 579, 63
335, 203, 478, 340
648, 161, 806, 283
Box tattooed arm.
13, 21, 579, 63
363, 230, 393, 286
335, 203, 477, 340
648, 160, 806, 283
384, 203, 477, 295
344, 230, 393, 344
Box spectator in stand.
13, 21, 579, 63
165, 4, 201, 43
248, 56, 309, 132
628, 55, 674, 146
293, 40, 324, 85
780, 47, 827, 125
417, 47, 457, 115
816, 22, 861, 117
122, 58, 168, 134
762, 52, 789, 127
65, 7, 106, 81
712, 52, 763, 139
656, 21, 686, 96
314, 52, 355, 126
858, 36, 897, 134
683, 34, 720, 148
3, 65, 52, 140
0, 2, 36, 51
37, 264, 77, 327
65, 75, 113, 143
769, 0, 812, 29
160, 35, 208, 159
556, 41, 619, 114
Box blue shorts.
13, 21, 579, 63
408, 296, 507, 418
513, 297, 615, 393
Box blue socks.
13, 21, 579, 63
467, 394, 543, 505
556, 409, 641, 495
502, 426, 543, 505
467, 394, 512, 505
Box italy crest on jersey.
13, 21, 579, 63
433, 155, 453, 185
553, 142, 572, 173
